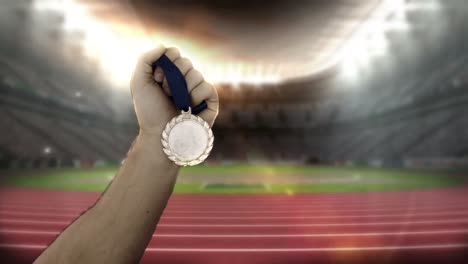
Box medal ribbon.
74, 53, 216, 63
152, 55, 208, 115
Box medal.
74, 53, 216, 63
153, 55, 213, 166
161, 107, 213, 166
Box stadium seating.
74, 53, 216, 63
1, 23, 468, 169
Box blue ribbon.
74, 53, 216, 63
152, 55, 207, 115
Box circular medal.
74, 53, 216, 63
161, 108, 214, 166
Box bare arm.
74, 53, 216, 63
34, 45, 218, 264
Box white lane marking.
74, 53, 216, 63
159, 218, 468, 227
3, 194, 468, 208
146, 244, 468, 252
163, 210, 468, 219
168, 201, 468, 208
0, 229, 58, 235
1, 200, 461, 209
0, 211, 78, 217
2, 209, 468, 220
165, 203, 467, 208
163, 206, 468, 214
0, 244, 45, 249
1, 243, 468, 252
3, 199, 467, 210
0, 206, 85, 213
3, 228, 468, 238
3, 191, 466, 203
154, 229, 468, 238
0, 205, 88, 211
1, 201, 94, 205
0, 219, 69, 225
4, 218, 468, 227
3, 204, 468, 215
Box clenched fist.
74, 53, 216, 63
130, 45, 219, 136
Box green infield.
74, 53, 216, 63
0, 164, 464, 194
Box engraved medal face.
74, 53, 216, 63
162, 110, 213, 166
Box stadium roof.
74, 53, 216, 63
3, 0, 415, 90
29, 0, 390, 86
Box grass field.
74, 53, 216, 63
1, 164, 464, 194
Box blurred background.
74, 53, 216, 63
1, 0, 468, 262
0, 0, 467, 169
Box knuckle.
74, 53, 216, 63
190, 69, 203, 78
209, 84, 219, 101
166, 47, 180, 53
137, 52, 147, 63
165, 47, 180, 58
188, 70, 204, 85
178, 57, 192, 68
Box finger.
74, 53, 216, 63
198, 108, 218, 127
190, 81, 216, 106
131, 45, 166, 89
153, 66, 164, 83
159, 57, 192, 97
173, 57, 193, 76
139, 45, 167, 66
153, 47, 182, 95
161, 77, 171, 95
165, 47, 181, 62
153, 47, 181, 83
134, 45, 166, 77
190, 81, 218, 127
186, 69, 204, 92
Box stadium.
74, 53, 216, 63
1, 0, 468, 263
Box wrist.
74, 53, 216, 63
137, 129, 162, 149
134, 129, 179, 169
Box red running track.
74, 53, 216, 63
1, 187, 468, 263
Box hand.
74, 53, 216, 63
130, 45, 219, 136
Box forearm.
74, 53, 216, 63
35, 131, 179, 264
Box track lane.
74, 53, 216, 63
2, 228, 468, 247
0, 187, 467, 263
1, 243, 468, 264
3, 209, 468, 223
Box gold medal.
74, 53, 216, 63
161, 107, 214, 166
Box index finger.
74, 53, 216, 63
190, 81, 219, 127
131, 45, 167, 89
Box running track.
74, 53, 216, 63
0, 187, 468, 263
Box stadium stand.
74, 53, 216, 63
2, 61, 468, 168
1, 0, 467, 169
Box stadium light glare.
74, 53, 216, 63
366, 32, 388, 57
391, 0, 407, 22
406, 0, 441, 12
32, 0, 419, 87
383, 21, 411, 32
32, 0, 287, 87
61, 0, 88, 31
43, 146, 52, 155
336, 0, 409, 76
32, 0, 63, 12
340, 57, 361, 83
